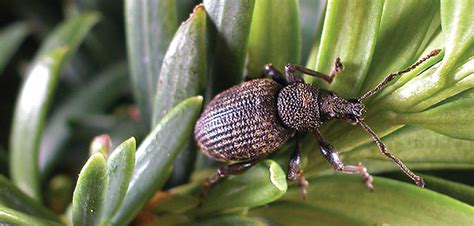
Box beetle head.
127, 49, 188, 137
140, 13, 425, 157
319, 91, 365, 125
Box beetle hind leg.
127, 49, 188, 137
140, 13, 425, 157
287, 134, 309, 198
314, 131, 374, 190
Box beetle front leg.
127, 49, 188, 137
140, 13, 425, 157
285, 57, 344, 84
287, 134, 309, 198
263, 63, 290, 85
199, 160, 259, 201
314, 131, 373, 190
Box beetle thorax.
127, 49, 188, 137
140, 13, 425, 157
277, 83, 321, 131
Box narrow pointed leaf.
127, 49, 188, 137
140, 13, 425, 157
246, 0, 301, 79
204, 0, 255, 94
152, 4, 206, 186
101, 137, 136, 225
306, 0, 384, 98
111, 96, 203, 225
9, 48, 69, 200
0, 207, 63, 226
197, 160, 287, 216
0, 175, 61, 223
39, 63, 129, 177
72, 153, 108, 226
152, 4, 207, 124
9, 12, 100, 200
257, 175, 474, 225
126, 0, 178, 126
0, 22, 29, 74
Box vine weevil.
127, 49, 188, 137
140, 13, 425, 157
194, 49, 441, 197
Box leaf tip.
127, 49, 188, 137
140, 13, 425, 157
90, 134, 112, 156
182, 3, 205, 25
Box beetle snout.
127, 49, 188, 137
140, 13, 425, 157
346, 99, 365, 124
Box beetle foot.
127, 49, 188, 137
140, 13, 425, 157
341, 162, 373, 191
197, 180, 212, 207
296, 170, 309, 199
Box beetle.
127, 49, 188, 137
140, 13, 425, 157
194, 49, 441, 197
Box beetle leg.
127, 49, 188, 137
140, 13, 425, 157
263, 63, 288, 85
287, 134, 309, 198
314, 131, 374, 190
285, 58, 343, 84
199, 160, 258, 201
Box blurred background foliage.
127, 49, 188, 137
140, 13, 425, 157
0, 0, 473, 225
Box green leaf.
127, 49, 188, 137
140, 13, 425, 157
35, 12, 100, 63
9, 47, 69, 200
423, 174, 474, 205
204, 0, 255, 94
396, 98, 474, 140
380, 0, 473, 112
0, 206, 63, 226
250, 201, 365, 226
100, 137, 136, 225
196, 160, 287, 216
304, 125, 474, 181
439, 0, 473, 77
300, 0, 326, 63
187, 215, 267, 226
9, 12, 101, 201
360, 0, 440, 93
305, 0, 384, 98
343, 126, 474, 169
125, 0, 178, 126
151, 192, 199, 214
152, 4, 207, 124
39, 63, 129, 178
384, 173, 474, 205
152, 4, 206, 186
0, 175, 61, 223
246, 0, 301, 79
72, 153, 107, 226
0, 22, 29, 74
111, 96, 203, 225
253, 175, 474, 225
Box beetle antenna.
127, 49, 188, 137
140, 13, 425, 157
358, 120, 425, 187
359, 49, 441, 101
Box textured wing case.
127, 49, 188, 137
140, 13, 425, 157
194, 79, 293, 162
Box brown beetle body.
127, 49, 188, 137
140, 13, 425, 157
194, 78, 355, 163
